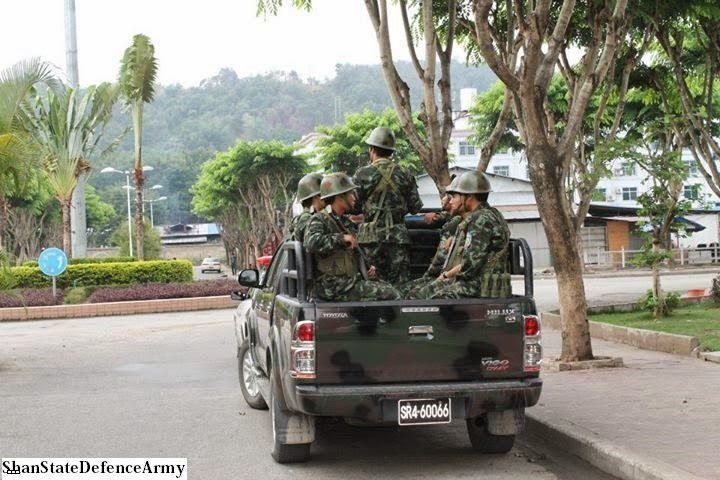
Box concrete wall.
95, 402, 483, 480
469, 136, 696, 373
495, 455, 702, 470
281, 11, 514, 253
509, 221, 552, 269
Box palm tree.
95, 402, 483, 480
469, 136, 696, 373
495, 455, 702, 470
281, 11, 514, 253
118, 34, 157, 260
0, 58, 56, 252
25, 83, 119, 256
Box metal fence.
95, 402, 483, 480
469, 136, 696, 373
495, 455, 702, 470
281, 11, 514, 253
583, 246, 719, 269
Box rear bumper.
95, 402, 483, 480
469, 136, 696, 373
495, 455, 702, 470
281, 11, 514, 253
294, 378, 542, 422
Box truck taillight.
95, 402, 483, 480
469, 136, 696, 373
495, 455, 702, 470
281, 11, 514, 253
523, 315, 542, 373
290, 321, 315, 379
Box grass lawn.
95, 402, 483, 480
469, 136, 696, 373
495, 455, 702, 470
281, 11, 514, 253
590, 302, 720, 351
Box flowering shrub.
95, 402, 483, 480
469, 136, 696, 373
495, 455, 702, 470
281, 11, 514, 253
87, 279, 238, 303
0, 288, 65, 308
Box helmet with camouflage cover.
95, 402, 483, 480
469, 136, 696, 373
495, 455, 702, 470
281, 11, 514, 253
320, 172, 358, 200
296, 172, 323, 202
365, 126, 396, 152
445, 171, 492, 194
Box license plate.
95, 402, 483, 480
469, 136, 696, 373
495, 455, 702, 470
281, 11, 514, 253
397, 398, 451, 426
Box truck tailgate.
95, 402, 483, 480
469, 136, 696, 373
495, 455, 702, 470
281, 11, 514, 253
314, 300, 530, 384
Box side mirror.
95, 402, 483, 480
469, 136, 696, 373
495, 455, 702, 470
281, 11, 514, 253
238, 269, 260, 288
230, 290, 247, 301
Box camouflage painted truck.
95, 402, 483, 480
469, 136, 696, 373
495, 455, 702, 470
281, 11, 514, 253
231, 220, 542, 463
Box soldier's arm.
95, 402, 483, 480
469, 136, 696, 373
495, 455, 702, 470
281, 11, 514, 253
350, 170, 365, 215
304, 215, 345, 256
456, 212, 497, 281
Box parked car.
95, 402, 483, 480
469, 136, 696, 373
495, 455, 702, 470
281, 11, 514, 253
231, 222, 542, 463
200, 257, 222, 273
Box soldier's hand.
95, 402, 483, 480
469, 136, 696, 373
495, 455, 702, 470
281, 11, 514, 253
424, 212, 440, 224
342, 234, 358, 249
348, 214, 364, 224
368, 265, 377, 279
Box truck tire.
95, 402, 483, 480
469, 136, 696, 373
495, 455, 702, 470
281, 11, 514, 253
270, 371, 312, 463
238, 342, 268, 410
466, 415, 515, 454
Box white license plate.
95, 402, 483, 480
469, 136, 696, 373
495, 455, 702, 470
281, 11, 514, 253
397, 398, 452, 426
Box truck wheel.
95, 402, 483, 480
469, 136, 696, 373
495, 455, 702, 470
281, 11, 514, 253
270, 373, 311, 463
238, 342, 267, 410
466, 415, 515, 453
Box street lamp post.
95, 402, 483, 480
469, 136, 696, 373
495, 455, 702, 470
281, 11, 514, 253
101, 165, 154, 258
145, 195, 167, 228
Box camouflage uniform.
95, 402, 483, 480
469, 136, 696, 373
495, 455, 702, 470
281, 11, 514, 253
305, 211, 400, 302
289, 208, 313, 242
407, 204, 511, 299
400, 215, 462, 295
353, 158, 423, 285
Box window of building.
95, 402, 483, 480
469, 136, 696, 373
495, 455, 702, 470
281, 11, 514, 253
458, 141, 476, 156
622, 187, 637, 201
591, 188, 607, 201
684, 161, 698, 177
620, 161, 635, 176
493, 165, 510, 177
684, 184, 700, 200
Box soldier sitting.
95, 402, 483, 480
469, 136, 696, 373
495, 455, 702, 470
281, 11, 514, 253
304, 172, 400, 302
401, 193, 462, 295
289, 172, 325, 243
406, 171, 511, 300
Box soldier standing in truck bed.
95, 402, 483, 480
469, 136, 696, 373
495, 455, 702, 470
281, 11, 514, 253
289, 172, 324, 243
352, 126, 423, 285
304, 172, 400, 302
406, 171, 511, 299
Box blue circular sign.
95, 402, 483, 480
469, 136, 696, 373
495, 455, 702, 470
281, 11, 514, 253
38, 248, 68, 277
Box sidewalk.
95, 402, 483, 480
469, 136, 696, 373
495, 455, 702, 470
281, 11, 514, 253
525, 328, 720, 480
534, 264, 720, 279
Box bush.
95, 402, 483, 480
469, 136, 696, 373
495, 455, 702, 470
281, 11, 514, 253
640, 289, 681, 316
3, 260, 193, 290
22, 256, 137, 267
87, 279, 237, 303
64, 286, 95, 304
110, 220, 162, 259
712, 276, 720, 307
0, 288, 64, 307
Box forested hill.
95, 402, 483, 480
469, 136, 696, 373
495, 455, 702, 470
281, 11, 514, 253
92, 61, 495, 229
106, 60, 496, 153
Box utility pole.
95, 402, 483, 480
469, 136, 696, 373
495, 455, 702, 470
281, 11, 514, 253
66, 0, 87, 257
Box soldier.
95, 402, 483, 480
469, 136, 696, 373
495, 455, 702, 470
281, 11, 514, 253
407, 171, 512, 299
401, 193, 462, 295
289, 172, 325, 243
305, 172, 400, 302
353, 126, 423, 285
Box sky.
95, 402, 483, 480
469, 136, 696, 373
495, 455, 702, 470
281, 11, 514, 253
1, 0, 423, 87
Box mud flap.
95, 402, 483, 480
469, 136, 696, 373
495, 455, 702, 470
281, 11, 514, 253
486, 408, 525, 435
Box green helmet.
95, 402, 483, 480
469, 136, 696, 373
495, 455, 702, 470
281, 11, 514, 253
296, 172, 323, 202
320, 172, 357, 200
445, 171, 492, 194
365, 126, 396, 152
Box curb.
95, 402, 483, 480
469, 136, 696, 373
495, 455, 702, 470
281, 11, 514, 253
534, 266, 719, 280
0, 295, 237, 322
525, 413, 704, 480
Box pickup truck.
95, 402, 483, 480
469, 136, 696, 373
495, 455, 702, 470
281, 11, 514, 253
231, 221, 542, 463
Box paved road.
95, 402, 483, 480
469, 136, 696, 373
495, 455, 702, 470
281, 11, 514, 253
1, 271, 713, 478
1, 314, 615, 479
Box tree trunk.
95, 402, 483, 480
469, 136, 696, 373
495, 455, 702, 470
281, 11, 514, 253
134, 167, 144, 260
61, 199, 72, 258
133, 101, 144, 260
0, 194, 7, 252
529, 144, 593, 362
652, 241, 662, 317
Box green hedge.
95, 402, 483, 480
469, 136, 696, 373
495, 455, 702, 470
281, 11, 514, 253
3, 260, 193, 290
22, 256, 137, 267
